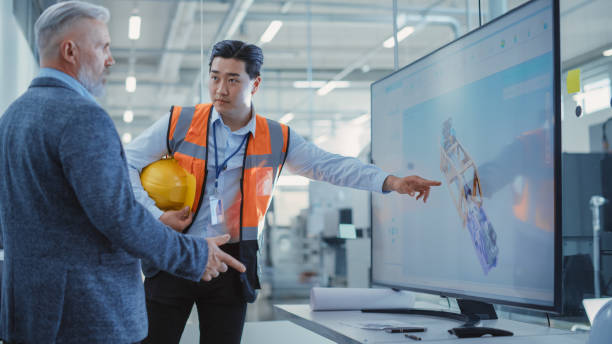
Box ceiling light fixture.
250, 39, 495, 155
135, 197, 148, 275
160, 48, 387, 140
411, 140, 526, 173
125, 76, 137, 93
383, 26, 415, 48
122, 132, 133, 144
279, 112, 295, 124
128, 15, 141, 40
603, 48, 612, 57
260, 20, 283, 44
316, 81, 351, 96
123, 110, 134, 123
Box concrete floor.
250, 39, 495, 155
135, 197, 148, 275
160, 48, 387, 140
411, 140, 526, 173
179, 295, 310, 344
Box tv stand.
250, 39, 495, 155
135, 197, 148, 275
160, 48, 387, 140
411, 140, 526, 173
361, 307, 479, 326
362, 299, 514, 337
456, 299, 497, 320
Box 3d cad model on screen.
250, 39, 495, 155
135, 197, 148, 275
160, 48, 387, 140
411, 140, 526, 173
440, 118, 499, 275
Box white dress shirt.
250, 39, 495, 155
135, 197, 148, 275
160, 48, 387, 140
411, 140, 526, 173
125, 107, 389, 242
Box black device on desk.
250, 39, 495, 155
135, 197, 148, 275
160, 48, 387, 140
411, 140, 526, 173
448, 326, 513, 338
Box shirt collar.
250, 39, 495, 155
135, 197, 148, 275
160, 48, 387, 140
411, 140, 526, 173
38, 68, 98, 104
211, 105, 257, 137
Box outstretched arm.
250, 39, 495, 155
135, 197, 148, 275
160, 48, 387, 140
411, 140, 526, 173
285, 129, 441, 201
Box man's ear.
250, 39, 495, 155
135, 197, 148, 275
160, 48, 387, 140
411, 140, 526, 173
59, 40, 78, 65
251, 76, 261, 95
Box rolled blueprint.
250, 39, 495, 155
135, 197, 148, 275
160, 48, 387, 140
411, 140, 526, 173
310, 287, 415, 311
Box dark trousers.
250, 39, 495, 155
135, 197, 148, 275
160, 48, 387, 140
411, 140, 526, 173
142, 244, 247, 344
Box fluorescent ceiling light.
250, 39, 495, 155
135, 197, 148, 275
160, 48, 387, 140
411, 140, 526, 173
128, 16, 141, 40
293, 80, 352, 89
123, 110, 134, 123
351, 113, 371, 125
279, 112, 295, 124
226, 0, 254, 39
125, 76, 137, 93
383, 26, 415, 48
122, 132, 132, 144
260, 20, 283, 44
603, 49, 612, 57
316, 81, 351, 96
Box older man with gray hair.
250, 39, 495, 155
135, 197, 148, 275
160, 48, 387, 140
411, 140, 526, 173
0, 1, 245, 343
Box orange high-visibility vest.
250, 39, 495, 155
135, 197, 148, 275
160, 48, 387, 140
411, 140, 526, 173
511, 130, 554, 233
166, 103, 290, 302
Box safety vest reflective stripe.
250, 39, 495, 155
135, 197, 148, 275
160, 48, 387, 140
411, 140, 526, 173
167, 104, 209, 211
245, 154, 280, 169
169, 106, 195, 149
241, 226, 259, 241
175, 141, 207, 161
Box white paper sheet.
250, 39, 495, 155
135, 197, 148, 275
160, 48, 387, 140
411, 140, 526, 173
309, 287, 415, 311
340, 319, 425, 330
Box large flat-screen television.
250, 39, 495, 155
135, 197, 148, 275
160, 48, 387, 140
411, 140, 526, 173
371, 0, 561, 313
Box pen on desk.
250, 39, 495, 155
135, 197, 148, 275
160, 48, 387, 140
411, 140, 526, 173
385, 328, 403, 333
385, 327, 427, 333
406, 334, 422, 341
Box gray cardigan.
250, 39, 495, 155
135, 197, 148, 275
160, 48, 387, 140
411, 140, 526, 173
0, 77, 208, 343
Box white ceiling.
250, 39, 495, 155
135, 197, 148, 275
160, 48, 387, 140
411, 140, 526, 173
83, 0, 612, 153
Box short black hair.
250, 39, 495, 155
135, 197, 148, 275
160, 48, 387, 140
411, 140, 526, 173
209, 40, 263, 79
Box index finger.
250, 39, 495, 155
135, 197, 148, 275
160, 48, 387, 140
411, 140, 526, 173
422, 179, 442, 186
218, 251, 246, 273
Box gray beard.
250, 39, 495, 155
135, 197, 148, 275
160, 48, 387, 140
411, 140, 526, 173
77, 66, 105, 97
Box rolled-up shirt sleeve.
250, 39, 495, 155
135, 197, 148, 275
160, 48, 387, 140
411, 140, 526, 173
284, 128, 389, 193
124, 112, 171, 219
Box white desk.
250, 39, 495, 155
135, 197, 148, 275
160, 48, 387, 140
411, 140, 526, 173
275, 304, 589, 343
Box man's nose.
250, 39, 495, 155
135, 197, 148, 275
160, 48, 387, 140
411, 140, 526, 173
216, 81, 228, 95
106, 54, 115, 67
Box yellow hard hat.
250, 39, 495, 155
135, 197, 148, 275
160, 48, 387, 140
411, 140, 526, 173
140, 158, 196, 211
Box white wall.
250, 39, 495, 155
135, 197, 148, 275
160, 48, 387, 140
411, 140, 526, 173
0, 1, 38, 114
562, 96, 612, 153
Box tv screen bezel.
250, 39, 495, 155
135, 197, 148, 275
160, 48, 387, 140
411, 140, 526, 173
369, 0, 562, 314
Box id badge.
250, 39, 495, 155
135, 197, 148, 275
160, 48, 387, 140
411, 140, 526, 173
209, 195, 225, 225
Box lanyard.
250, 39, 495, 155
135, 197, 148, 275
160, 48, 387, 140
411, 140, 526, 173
212, 121, 249, 190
